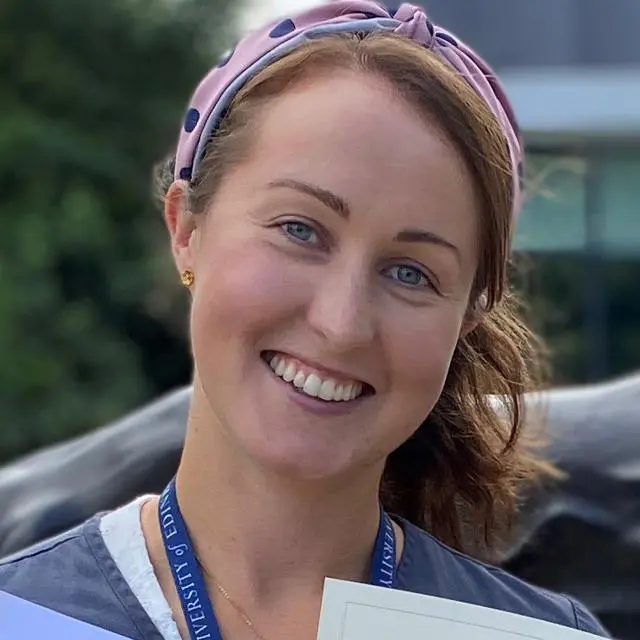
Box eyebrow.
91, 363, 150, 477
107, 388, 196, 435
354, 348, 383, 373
394, 228, 461, 262
267, 179, 459, 261
267, 179, 350, 218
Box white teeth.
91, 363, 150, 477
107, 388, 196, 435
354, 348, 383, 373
303, 374, 322, 397
319, 379, 336, 401
283, 362, 296, 382
267, 355, 365, 402
293, 371, 306, 388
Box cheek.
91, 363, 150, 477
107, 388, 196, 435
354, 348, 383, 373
384, 307, 463, 406
190, 238, 307, 348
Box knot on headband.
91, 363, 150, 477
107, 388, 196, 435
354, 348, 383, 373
392, 5, 435, 46
174, 1, 523, 216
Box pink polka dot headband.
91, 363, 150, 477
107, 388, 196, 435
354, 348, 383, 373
174, 1, 524, 216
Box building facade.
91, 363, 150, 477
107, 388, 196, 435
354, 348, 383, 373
426, 0, 640, 255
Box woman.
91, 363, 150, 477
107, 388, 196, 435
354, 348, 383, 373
0, 2, 609, 639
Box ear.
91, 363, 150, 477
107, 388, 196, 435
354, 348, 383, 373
460, 292, 486, 339
164, 180, 199, 277
460, 311, 480, 339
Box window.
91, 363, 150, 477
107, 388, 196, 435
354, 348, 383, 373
512, 149, 640, 383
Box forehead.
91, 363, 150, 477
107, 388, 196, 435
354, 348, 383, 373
225, 71, 479, 257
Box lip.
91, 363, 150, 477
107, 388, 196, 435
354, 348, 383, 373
264, 362, 369, 416
262, 349, 374, 391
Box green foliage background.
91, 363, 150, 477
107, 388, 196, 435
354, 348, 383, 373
0, 0, 239, 460
0, 0, 638, 464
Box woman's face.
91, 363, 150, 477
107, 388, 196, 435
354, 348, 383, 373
169, 70, 481, 481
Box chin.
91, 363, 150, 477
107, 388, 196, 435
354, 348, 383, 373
195, 356, 397, 484
218, 360, 378, 480
240, 427, 362, 482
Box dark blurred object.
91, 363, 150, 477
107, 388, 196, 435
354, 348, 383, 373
0, 388, 188, 554
0, 376, 638, 638
501, 373, 640, 639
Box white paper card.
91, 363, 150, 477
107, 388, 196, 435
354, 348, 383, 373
317, 579, 605, 640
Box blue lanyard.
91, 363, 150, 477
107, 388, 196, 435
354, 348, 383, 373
158, 478, 396, 640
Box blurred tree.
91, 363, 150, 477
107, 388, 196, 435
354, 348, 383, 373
0, 0, 241, 461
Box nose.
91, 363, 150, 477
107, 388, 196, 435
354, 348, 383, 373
306, 261, 376, 351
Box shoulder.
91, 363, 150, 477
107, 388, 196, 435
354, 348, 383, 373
0, 516, 152, 640
0, 520, 91, 586
398, 520, 609, 637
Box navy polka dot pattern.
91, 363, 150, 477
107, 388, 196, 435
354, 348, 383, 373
269, 18, 296, 38
217, 48, 234, 68
173, 0, 523, 220
436, 31, 458, 47
424, 18, 435, 36
184, 108, 200, 133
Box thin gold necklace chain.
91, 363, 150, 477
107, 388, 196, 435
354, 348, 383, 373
211, 578, 270, 640
197, 559, 270, 640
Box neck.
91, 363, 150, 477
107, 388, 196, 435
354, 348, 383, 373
162, 403, 388, 606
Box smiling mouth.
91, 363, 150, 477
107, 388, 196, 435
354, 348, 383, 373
260, 351, 374, 403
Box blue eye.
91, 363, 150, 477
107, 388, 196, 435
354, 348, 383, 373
281, 221, 319, 245
384, 264, 429, 288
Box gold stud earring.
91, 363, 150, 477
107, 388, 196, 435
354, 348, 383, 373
180, 269, 194, 288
